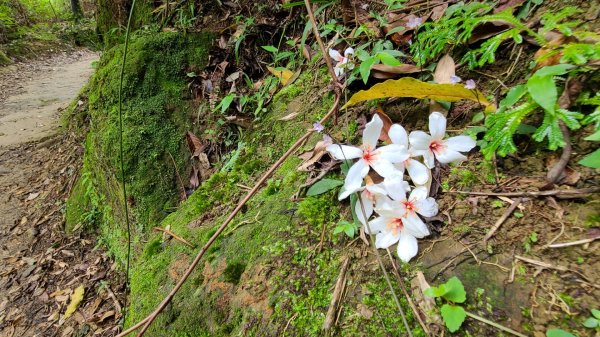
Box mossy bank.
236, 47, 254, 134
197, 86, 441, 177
66, 31, 423, 336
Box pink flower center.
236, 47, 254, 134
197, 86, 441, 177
362, 148, 376, 164
387, 217, 404, 236
403, 200, 417, 215
429, 140, 445, 154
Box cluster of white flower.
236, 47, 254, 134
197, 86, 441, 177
325, 112, 476, 262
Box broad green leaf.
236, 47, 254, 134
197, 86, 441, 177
342, 77, 495, 111
306, 178, 343, 196
584, 130, 600, 141
360, 56, 377, 84
500, 84, 527, 109
533, 64, 575, 77
261, 45, 278, 53
216, 94, 235, 114
424, 285, 448, 298
377, 52, 401, 66
579, 148, 600, 168
442, 276, 467, 303
527, 74, 556, 114
440, 304, 466, 332
546, 329, 577, 337
583, 317, 598, 328
592, 308, 600, 319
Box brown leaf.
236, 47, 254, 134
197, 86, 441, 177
430, 3, 448, 21
375, 106, 393, 143
189, 167, 199, 190
493, 0, 525, 13
468, 21, 512, 44
298, 141, 329, 172
433, 54, 455, 84
185, 131, 205, 159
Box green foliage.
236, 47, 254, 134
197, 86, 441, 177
583, 309, 600, 329
306, 178, 343, 196
334, 220, 357, 238
352, 39, 404, 84
546, 329, 577, 337
424, 276, 468, 332
579, 130, 600, 168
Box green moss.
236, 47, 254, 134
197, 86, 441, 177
222, 261, 246, 285
0, 50, 11, 66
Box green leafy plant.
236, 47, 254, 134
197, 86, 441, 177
579, 130, 600, 169
351, 40, 404, 84
546, 329, 577, 337
481, 64, 591, 160
583, 308, 600, 330
334, 220, 358, 238
306, 178, 343, 196
424, 276, 467, 332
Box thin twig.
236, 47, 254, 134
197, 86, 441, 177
322, 256, 350, 331
548, 236, 600, 248
483, 198, 523, 243
446, 187, 600, 198
465, 311, 527, 337
168, 151, 187, 200
106, 284, 123, 314
153, 227, 194, 248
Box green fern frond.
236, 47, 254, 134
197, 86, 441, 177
482, 101, 538, 159
532, 113, 564, 150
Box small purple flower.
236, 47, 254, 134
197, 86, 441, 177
407, 17, 423, 29
313, 122, 325, 133
449, 75, 462, 84
323, 134, 333, 146
465, 79, 476, 90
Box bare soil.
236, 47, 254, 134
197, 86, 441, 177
0, 51, 126, 337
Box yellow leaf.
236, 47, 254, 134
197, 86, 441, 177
63, 285, 84, 320
267, 67, 294, 85
342, 77, 496, 112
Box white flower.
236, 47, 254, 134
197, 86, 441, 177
329, 47, 355, 77
371, 186, 437, 261
389, 124, 431, 185
409, 112, 476, 169
327, 115, 409, 200
449, 75, 462, 84
465, 79, 476, 90
354, 183, 387, 225
407, 17, 423, 29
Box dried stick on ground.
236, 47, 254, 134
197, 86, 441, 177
153, 227, 194, 248
548, 236, 600, 248
322, 256, 350, 331
483, 198, 523, 244
447, 187, 600, 198
119, 2, 344, 335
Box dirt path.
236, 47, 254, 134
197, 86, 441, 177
0, 51, 125, 337
0, 51, 97, 146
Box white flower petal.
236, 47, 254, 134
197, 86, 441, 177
409, 186, 429, 201
422, 150, 435, 169
363, 114, 383, 149
415, 197, 438, 217
370, 159, 399, 178
329, 49, 343, 62
326, 144, 362, 160
377, 144, 409, 163
334, 65, 343, 77
344, 47, 354, 56
355, 192, 374, 225
403, 214, 430, 238
435, 148, 467, 164
367, 216, 387, 234
339, 184, 359, 200
408, 131, 431, 151
429, 111, 447, 140
375, 230, 400, 249
341, 160, 369, 199
445, 135, 476, 152
389, 124, 409, 147
383, 175, 410, 201
406, 159, 430, 185
375, 196, 395, 211
397, 232, 419, 262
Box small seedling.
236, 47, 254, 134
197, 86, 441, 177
334, 220, 358, 238
546, 329, 577, 337
583, 308, 600, 330
424, 276, 467, 332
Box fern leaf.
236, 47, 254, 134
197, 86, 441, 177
482, 101, 538, 159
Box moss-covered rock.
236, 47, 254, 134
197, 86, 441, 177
65, 32, 211, 245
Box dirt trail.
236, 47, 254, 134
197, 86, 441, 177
0, 51, 125, 337
0, 51, 97, 146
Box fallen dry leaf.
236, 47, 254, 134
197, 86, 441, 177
342, 77, 495, 111
468, 20, 512, 44
431, 54, 456, 114
267, 67, 294, 85
375, 106, 393, 143
185, 131, 205, 159
26, 192, 40, 201
62, 285, 84, 321
298, 141, 329, 172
